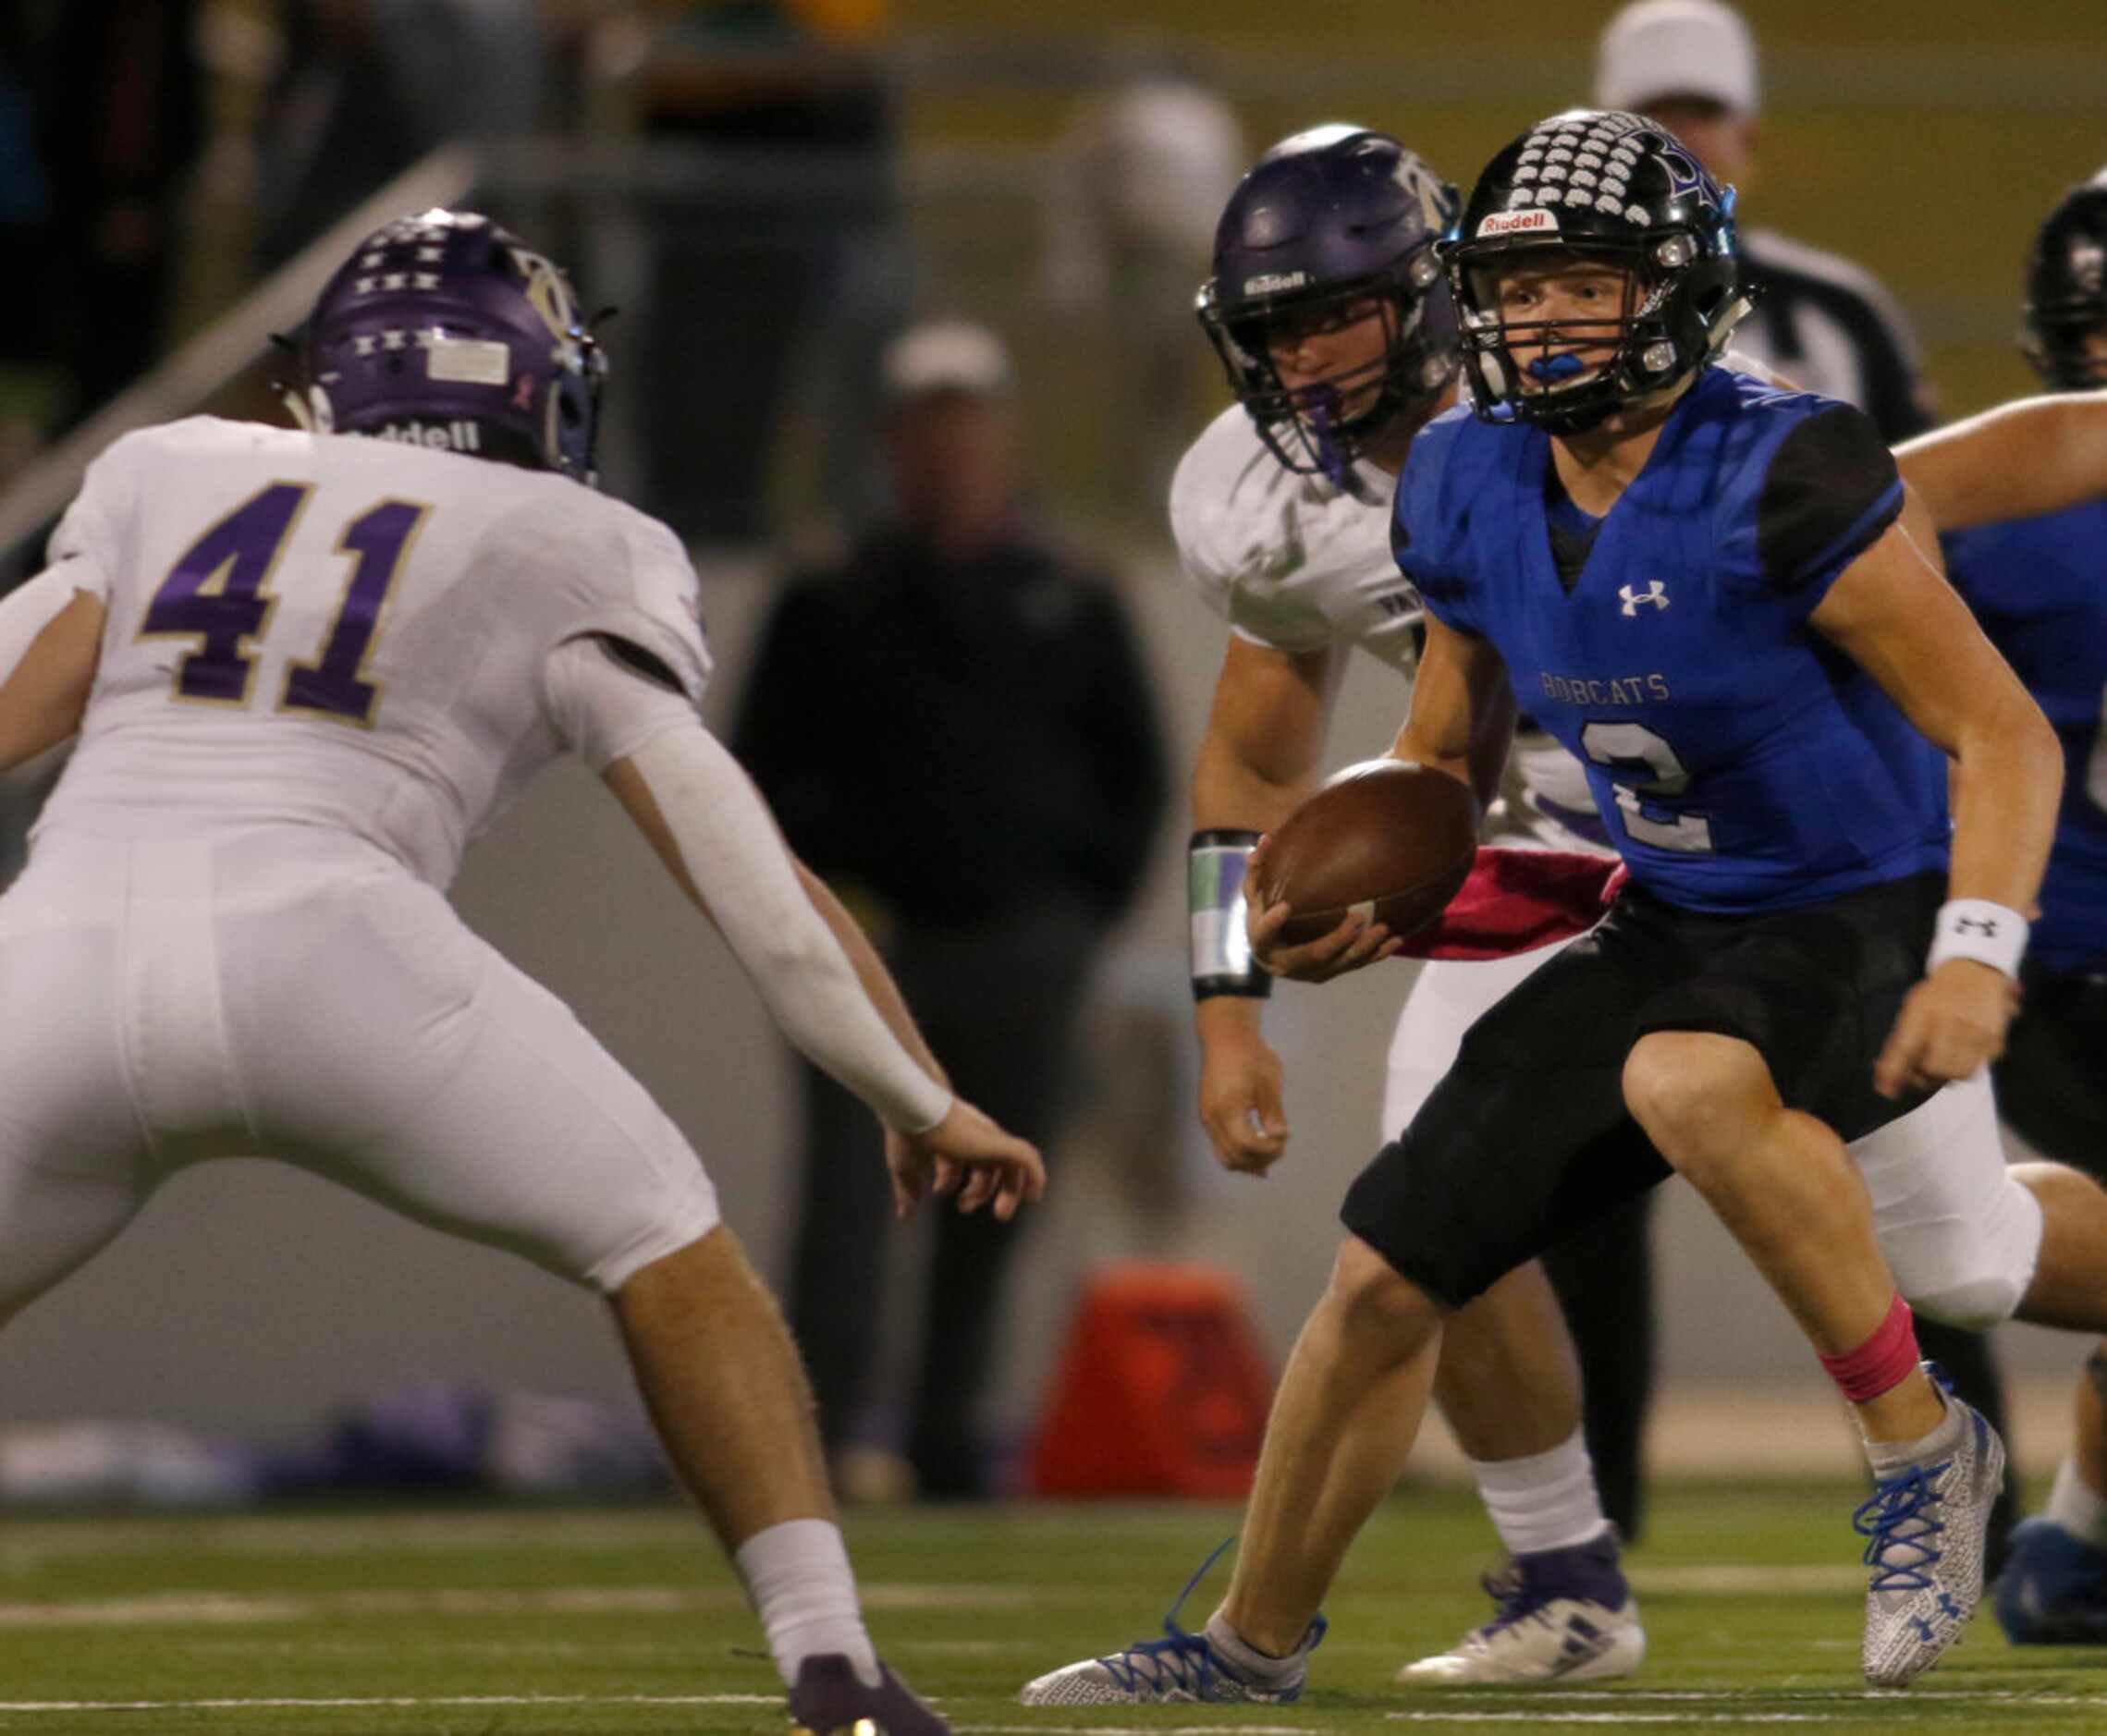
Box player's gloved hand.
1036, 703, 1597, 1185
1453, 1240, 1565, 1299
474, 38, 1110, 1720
886, 1099, 1046, 1222
1195, 1009, 1290, 1177
1872, 959, 2022, 1099
1245, 835, 1405, 982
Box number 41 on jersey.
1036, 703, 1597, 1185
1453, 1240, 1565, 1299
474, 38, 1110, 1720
141, 481, 427, 727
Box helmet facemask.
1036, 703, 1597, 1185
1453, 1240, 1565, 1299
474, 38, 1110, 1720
1453, 230, 1740, 435
1199, 249, 1457, 487
1447, 112, 1753, 436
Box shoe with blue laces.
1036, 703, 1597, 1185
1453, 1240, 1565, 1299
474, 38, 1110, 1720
1856, 1386, 2004, 1687
1994, 1516, 2107, 1644
1397, 1528, 1645, 1684
1018, 1542, 1326, 1705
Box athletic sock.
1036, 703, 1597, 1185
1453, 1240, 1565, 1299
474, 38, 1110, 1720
1469, 1428, 1611, 1558
2045, 1456, 2107, 1547
1866, 1389, 1964, 1481
734, 1518, 880, 1689
1204, 1609, 1308, 1679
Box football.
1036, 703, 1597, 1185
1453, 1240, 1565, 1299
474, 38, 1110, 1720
1253, 759, 1480, 947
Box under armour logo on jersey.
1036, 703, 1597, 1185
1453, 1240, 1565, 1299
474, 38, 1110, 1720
1956, 915, 2000, 936
1619, 581, 1670, 616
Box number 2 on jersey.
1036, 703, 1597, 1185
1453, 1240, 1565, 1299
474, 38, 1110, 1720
141, 483, 428, 727
1579, 720, 1715, 853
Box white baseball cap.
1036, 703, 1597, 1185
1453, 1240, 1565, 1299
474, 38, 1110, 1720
881, 320, 1012, 398
1595, 0, 1760, 116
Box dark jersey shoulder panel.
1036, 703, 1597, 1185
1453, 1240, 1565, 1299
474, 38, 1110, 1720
1753, 404, 1904, 595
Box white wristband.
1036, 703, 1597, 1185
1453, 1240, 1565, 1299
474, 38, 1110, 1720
1927, 899, 2028, 980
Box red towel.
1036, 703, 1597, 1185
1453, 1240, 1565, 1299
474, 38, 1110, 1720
1399, 846, 1626, 961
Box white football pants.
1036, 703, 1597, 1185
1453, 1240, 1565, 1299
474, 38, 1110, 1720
0, 826, 719, 1323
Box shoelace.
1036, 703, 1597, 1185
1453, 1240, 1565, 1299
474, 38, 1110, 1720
1091, 1622, 1231, 1700
1091, 1538, 1327, 1698
1476, 1561, 1545, 1635
1476, 1558, 1587, 1638
1854, 1460, 1954, 1593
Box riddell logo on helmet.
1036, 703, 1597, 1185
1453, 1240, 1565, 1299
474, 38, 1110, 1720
1243, 271, 1310, 295
372, 420, 483, 454
1476, 209, 1561, 238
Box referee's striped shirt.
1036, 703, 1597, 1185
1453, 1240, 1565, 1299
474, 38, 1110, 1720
1732, 227, 1938, 443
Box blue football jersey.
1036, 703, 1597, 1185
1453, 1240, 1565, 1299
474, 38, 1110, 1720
1945, 502, 2107, 972
1395, 365, 1946, 913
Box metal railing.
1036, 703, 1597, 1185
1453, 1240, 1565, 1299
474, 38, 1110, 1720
0, 145, 478, 565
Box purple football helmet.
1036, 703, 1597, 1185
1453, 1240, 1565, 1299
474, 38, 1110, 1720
1198, 126, 1460, 485
302, 209, 606, 483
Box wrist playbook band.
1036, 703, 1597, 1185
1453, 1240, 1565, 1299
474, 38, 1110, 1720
1926, 899, 2028, 981
1190, 829, 1270, 1000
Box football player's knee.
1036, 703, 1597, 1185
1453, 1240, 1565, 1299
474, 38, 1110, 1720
1905, 1273, 2027, 1333
1328, 1234, 1444, 1342
1881, 1177, 2041, 1332
581, 1177, 724, 1294
1622, 1032, 1766, 1168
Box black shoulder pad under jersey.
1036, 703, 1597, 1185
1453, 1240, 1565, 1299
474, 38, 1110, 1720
1756, 405, 1902, 594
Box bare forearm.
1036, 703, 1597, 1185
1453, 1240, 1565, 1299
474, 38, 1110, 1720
1191, 730, 1315, 837
1459, 680, 1514, 813
1390, 617, 1503, 807
1390, 711, 1476, 790
1950, 694, 2063, 913
1898, 394, 2107, 532
1192, 639, 1336, 836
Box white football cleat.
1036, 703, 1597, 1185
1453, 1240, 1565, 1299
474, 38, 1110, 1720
1019, 1616, 1323, 1706
1398, 1530, 1645, 1685
1020, 1541, 1324, 1705
1857, 1387, 2005, 1687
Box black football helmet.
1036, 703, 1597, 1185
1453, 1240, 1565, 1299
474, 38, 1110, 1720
1197, 126, 1459, 484
2023, 169, 2107, 390
1445, 110, 1753, 434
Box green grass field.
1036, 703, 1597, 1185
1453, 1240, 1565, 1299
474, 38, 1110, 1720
6, 1485, 2107, 1734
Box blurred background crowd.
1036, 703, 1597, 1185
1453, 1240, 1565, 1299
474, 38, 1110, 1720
0, 0, 2101, 1509
0, 1, 2096, 529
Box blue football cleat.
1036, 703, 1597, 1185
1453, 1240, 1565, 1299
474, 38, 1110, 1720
1995, 1516, 2107, 1645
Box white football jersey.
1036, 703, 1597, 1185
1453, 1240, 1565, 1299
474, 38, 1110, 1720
1170, 404, 1423, 674
41, 416, 711, 888
1168, 402, 1607, 851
